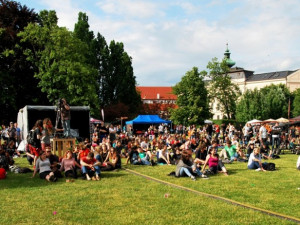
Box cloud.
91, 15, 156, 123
20, 0, 300, 85
96, 0, 160, 19
39, 0, 81, 29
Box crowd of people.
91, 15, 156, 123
1, 118, 300, 181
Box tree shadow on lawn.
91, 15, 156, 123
0, 170, 128, 189
0, 172, 61, 189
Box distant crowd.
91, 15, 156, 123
1, 119, 300, 181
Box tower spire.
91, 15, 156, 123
224, 43, 235, 68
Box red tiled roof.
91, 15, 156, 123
137, 86, 177, 100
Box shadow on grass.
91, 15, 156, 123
0, 172, 61, 189
0, 170, 128, 189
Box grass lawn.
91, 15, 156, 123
1, 153, 300, 225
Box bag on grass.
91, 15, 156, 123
18, 167, 32, 173
263, 162, 276, 171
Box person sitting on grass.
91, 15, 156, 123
77, 143, 90, 162
175, 149, 207, 181
195, 143, 208, 165
32, 151, 57, 182
102, 147, 121, 171
60, 150, 81, 181
220, 140, 244, 161
126, 145, 140, 165
170, 145, 182, 165
202, 147, 228, 176
137, 146, 155, 165
80, 152, 101, 181
157, 144, 171, 165
247, 148, 267, 172
260, 143, 271, 159
246, 143, 255, 158
45, 147, 62, 178
6, 140, 20, 157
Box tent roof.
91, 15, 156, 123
126, 115, 171, 125
21, 105, 90, 111
290, 115, 300, 122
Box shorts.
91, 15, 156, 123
39, 171, 51, 179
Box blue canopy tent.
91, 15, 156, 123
126, 115, 171, 125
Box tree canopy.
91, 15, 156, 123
0, 0, 48, 123
207, 58, 241, 119
236, 84, 291, 122
170, 67, 210, 125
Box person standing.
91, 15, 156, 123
98, 122, 108, 143
29, 120, 43, 167
7, 122, 16, 143
259, 123, 268, 145
60, 98, 71, 138
271, 122, 281, 155
14, 123, 21, 145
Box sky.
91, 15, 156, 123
17, 0, 300, 86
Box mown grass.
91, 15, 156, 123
0, 153, 299, 225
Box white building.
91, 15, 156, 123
212, 45, 300, 119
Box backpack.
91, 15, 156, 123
263, 162, 276, 171
26, 130, 36, 145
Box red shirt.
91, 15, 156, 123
79, 149, 90, 159
81, 156, 96, 169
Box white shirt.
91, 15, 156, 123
259, 126, 267, 139
247, 152, 261, 166
297, 156, 300, 169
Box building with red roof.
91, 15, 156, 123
136, 86, 177, 118
137, 86, 177, 104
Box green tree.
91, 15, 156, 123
73, 13, 141, 119
207, 58, 241, 119
292, 88, 300, 117
170, 67, 210, 125
99, 40, 141, 120
236, 84, 290, 121
19, 10, 99, 114
260, 84, 290, 119
236, 89, 263, 122
0, 0, 48, 123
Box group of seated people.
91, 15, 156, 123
2, 122, 300, 182
30, 138, 123, 182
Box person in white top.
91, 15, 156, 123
297, 155, 300, 170
247, 148, 266, 171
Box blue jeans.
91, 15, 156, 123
81, 165, 100, 175
230, 152, 239, 161
248, 161, 260, 169
248, 161, 268, 169
141, 158, 151, 165
179, 166, 202, 177
62, 119, 71, 137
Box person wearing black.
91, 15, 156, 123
126, 146, 140, 165
260, 143, 271, 159
60, 98, 71, 138
7, 122, 16, 143
45, 147, 62, 178
98, 121, 108, 143
246, 143, 255, 158
271, 123, 281, 155
195, 144, 208, 164
29, 120, 43, 167
170, 145, 181, 165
